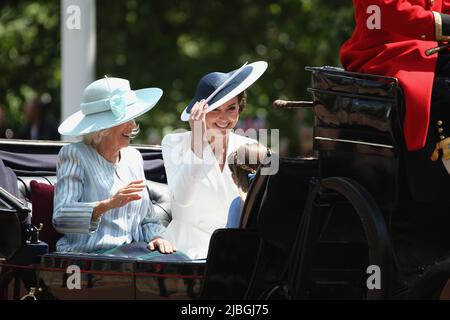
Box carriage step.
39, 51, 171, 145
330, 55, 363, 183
308, 281, 367, 299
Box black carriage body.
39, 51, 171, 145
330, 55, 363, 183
307, 67, 405, 219
288, 67, 449, 300
282, 67, 407, 299
38, 254, 205, 300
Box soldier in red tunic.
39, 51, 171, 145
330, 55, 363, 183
341, 0, 450, 286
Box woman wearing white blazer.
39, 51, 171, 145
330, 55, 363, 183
162, 61, 268, 259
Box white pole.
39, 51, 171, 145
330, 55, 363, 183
61, 0, 96, 140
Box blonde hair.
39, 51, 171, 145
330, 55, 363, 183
227, 143, 270, 193
82, 129, 109, 148
82, 122, 140, 148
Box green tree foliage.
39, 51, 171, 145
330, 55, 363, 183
1, 0, 354, 155
0, 0, 60, 134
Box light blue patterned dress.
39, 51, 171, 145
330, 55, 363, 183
53, 142, 165, 254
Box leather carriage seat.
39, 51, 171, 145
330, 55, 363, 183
145, 180, 172, 227
17, 176, 56, 203
15, 175, 172, 252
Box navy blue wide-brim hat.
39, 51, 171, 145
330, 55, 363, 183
181, 61, 268, 121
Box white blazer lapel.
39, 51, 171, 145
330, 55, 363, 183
201, 141, 226, 194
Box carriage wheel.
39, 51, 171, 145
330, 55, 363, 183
291, 177, 393, 300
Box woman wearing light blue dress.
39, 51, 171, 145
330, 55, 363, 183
53, 77, 183, 260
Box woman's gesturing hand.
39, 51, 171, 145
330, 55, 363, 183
92, 180, 146, 221
108, 179, 146, 209
148, 237, 177, 254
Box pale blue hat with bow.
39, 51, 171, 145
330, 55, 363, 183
58, 77, 163, 136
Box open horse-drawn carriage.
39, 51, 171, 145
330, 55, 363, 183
1, 67, 449, 300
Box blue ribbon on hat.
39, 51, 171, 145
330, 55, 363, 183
109, 88, 137, 118
80, 87, 138, 117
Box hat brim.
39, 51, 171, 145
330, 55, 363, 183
180, 61, 268, 121
58, 88, 163, 136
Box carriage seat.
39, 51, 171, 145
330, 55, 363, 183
15, 175, 172, 252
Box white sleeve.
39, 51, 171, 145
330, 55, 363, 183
161, 133, 206, 206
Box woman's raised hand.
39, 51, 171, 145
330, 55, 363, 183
189, 99, 208, 158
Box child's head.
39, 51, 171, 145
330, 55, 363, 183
227, 143, 270, 193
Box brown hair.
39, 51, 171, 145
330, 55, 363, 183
237, 91, 247, 113
227, 143, 269, 193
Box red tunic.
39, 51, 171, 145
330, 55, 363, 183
340, 0, 450, 151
